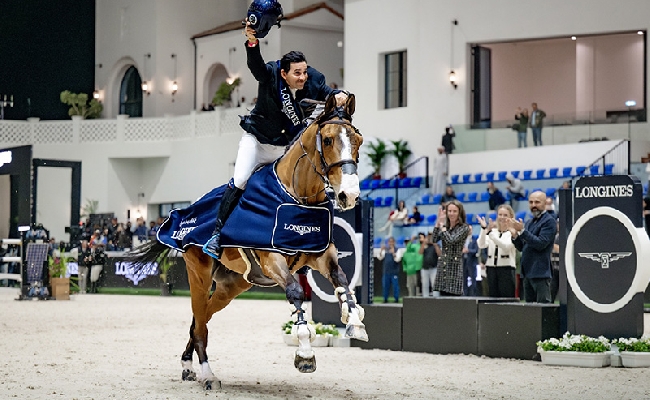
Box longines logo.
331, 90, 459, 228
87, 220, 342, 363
283, 223, 320, 236
115, 261, 157, 285
575, 184, 633, 198
578, 252, 632, 269
171, 226, 195, 240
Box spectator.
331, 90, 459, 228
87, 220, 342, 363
529, 102, 547, 146
487, 181, 506, 210
406, 205, 422, 225
77, 240, 92, 294
545, 197, 555, 216
505, 174, 526, 206
114, 224, 131, 250
133, 218, 148, 243
431, 146, 448, 195
377, 237, 404, 303
402, 233, 425, 297
431, 200, 471, 296
440, 185, 457, 205
442, 125, 455, 154
477, 204, 517, 298
89, 243, 107, 294
148, 221, 158, 239
421, 232, 439, 297
514, 107, 529, 148
507, 191, 556, 303
378, 200, 408, 237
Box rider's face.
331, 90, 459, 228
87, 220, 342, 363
281, 62, 308, 90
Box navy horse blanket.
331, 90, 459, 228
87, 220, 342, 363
157, 162, 333, 255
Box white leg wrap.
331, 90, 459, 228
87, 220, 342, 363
335, 287, 363, 324
294, 323, 315, 359
199, 361, 215, 382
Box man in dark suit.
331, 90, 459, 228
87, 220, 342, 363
507, 191, 556, 303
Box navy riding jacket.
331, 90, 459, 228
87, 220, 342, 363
242, 42, 337, 146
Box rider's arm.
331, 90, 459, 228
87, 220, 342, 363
246, 40, 273, 84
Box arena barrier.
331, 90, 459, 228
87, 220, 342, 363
0, 238, 23, 284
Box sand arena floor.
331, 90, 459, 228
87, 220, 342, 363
1, 287, 650, 399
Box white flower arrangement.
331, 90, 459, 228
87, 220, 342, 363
614, 334, 650, 352
537, 332, 611, 353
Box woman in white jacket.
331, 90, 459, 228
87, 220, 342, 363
476, 204, 517, 298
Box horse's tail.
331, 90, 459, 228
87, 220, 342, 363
124, 240, 171, 274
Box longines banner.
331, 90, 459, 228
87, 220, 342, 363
564, 175, 650, 338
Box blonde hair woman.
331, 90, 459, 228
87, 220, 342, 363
476, 204, 517, 297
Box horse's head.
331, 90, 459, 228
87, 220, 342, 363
313, 94, 363, 210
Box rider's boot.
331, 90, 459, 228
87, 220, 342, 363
203, 185, 244, 259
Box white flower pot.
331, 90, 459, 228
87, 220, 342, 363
282, 333, 299, 346
311, 334, 330, 347
539, 351, 611, 368
620, 351, 650, 368
331, 336, 350, 347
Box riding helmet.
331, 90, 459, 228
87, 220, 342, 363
246, 0, 283, 38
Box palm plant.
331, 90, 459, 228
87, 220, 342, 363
390, 140, 412, 177
366, 138, 388, 179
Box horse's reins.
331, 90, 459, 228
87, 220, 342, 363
292, 107, 361, 204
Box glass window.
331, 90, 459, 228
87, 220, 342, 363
384, 51, 407, 109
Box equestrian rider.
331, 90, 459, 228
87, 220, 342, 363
203, 0, 347, 259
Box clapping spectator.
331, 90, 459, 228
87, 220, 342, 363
515, 107, 529, 148
477, 205, 517, 298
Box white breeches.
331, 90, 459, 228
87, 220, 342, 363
232, 133, 287, 189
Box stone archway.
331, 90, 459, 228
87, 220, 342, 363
106, 57, 139, 118
203, 63, 229, 107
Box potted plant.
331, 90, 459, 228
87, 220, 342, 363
537, 332, 611, 368
390, 139, 412, 178
48, 246, 72, 300
60, 90, 103, 119
366, 138, 388, 180
158, 253, 175, 296
212, 77, 242, 107
613, 335, 650, 367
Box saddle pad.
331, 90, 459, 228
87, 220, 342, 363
157, 162, 332, 254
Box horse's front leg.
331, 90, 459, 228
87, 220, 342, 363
310, 244, 368, 342
259, 252, 317, 373
184, 248, 220, 390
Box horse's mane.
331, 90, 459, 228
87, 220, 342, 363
285, 100, 354, 151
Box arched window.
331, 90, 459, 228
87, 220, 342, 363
119, 66, 143, 117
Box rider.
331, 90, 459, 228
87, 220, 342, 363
203, 0, 347, 259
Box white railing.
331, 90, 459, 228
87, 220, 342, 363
0, 107, 248, 146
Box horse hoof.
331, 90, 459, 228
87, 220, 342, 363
345, 324, 369, 342
203, 379, 221, 390
294, 354, 317, 373
182, 369, 196, 381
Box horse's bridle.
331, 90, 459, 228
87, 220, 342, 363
293, 107, 361, 203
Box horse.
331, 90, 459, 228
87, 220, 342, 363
128, 94, 366, 390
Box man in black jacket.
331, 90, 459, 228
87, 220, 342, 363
508, 191, 556, 303
203, 21, 347, 259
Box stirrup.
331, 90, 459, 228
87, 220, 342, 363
202, 235, 222, 260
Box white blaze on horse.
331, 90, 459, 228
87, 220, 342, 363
128, 94, 366, 390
